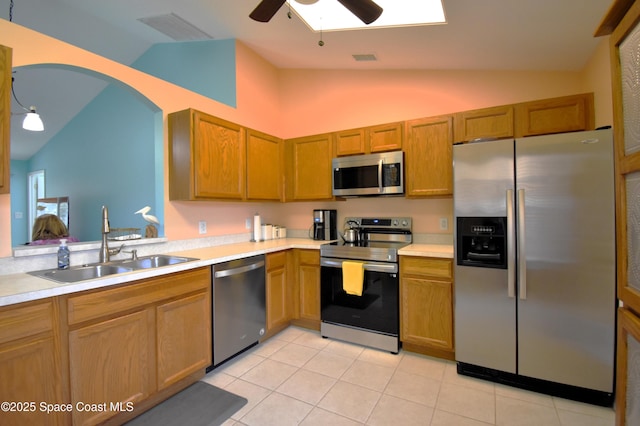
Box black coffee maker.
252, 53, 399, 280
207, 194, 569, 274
313, 209, 337, 240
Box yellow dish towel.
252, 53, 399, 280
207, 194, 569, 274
342, 261, 365, 296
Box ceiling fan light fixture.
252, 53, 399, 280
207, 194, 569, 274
295, 0, 319, 4
23, 108, 44, 132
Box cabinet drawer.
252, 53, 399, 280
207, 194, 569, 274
298, 250, 319, 265
267, 251, 287, 270
0, 300, 53, 344
67, 267, 211, 325
401, 257, 452, 280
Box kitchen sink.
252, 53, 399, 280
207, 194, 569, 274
119, 255, 198, 270
29, 255, 199, 283
29, 264, 135, 283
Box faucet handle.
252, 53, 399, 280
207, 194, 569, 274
122, 248, 138, 260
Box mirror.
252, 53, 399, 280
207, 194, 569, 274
10, 65, 164, 247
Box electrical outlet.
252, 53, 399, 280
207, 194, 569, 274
199, 221, 207, 234
439, 217, 448, 230
246, 218, 252, 230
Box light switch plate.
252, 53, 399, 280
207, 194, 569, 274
439, 217, 448, 230
199, 221, 207, 234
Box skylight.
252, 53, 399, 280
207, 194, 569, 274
289, 0, 446, 32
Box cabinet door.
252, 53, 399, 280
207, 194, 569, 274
404, 115, 453, 197
0, 336, 62, 426
285, 134, 334, 200
299, 265, 320, 321
246, 129, 283, 200
368, 122, 403, 153
0, 45, 10, 194
401, 276, 453, 351
193, 112, 245, 200
453, 105, 514, 143
514, 93, 594, 137
69, 310, 152, 426
335, 128, 366, 156
267, 267, 288, 331
156, 291, 211, 390
266, 252, 290, 332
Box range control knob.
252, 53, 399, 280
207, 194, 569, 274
392, 220, 399, 226
402, 220, 409, 227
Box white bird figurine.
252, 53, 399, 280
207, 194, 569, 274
135, 206, 160, 225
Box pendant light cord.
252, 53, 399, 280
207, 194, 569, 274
9, 0, 14, 22
11, 77, 32, 113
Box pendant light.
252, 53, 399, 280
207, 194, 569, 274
11, 76, 44, 132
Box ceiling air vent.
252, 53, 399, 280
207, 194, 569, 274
138, 13, 213, 41
352, 54, 377, 62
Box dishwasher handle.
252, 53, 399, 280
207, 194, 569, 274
214, 260, 265, 278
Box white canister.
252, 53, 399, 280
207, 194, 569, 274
262, 224, 273, 240
272, 225, 279, 240
280, 227, 287, 238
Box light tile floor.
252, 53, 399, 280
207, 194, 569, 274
202, 326, 615, 426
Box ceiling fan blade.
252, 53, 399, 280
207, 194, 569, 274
336, 0, 383, 25
249, 0, 287, 22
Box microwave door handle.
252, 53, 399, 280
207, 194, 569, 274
378, 159, 384, 193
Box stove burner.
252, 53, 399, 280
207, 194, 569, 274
322, 216, 412, 263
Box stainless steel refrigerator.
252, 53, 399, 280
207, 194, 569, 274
453, 128, 615, 406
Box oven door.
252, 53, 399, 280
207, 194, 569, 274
320, 258, 399, 336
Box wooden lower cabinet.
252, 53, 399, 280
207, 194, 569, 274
0, 299, 66, 426
266, 251, 292, 335
400, 256, 454, 360
65, 267, 211, 425
69, 310, 152, 426
156, 291, 210, 390
294, 249, 321, 328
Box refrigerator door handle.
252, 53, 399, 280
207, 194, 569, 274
507, 189, 516, 298
517, 188, 527, 300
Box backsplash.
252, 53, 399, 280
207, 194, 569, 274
0, 229, 451, 275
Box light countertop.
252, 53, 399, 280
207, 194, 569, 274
0, 239, 452, 307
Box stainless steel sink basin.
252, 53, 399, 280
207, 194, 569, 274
120, 255, 198, 270
30, 264, 135, 283
29, 254, 199, 283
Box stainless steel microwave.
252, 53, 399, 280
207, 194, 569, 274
332, 151, 404, 197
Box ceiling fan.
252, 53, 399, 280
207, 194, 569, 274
250, 0, 383, 25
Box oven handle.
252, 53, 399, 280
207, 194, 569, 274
320, 258, 398, 274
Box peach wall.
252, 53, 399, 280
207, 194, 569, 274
277, 69, 592, 138
0, 19, 614, 257
0, 20, 283, 256
581, 37, 613, 128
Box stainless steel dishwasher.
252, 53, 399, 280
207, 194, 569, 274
210, 255, 266, 369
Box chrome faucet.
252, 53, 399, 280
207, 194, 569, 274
99, 205, 111, 263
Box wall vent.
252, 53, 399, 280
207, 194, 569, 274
138, 13, 213, 41
352, 54, 378, 62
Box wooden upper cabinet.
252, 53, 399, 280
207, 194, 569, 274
0, 45, 11, 195
453, 105, 514, 143
404, 115, 453, 197
168, 109, 245, 201
246, 128, 283, 201
335, 122, 403, 156
368, 122, 403, 153
514, 93, 595, 137
285, 133, 334, 201
335, 128, 366, 156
